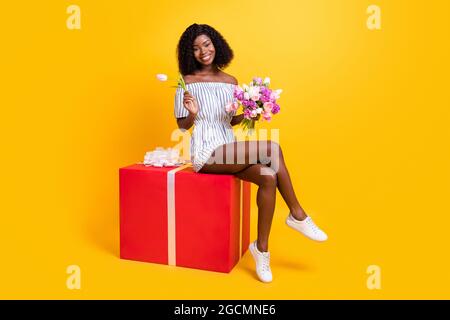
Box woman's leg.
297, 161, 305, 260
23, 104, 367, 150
264, 141, 308, 221
234, 164, 277, 252
201, 163, 276, 253
200, 140, 307, 220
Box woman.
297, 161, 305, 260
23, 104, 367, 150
174, 23, 327, 283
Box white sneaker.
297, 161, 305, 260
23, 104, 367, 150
286, 214, 328, 242
248, 241, 273, 283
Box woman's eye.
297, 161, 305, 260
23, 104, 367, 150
193, 43, 209, 51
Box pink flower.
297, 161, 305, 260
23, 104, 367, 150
262, 111, 272, 121
271, 103, 280, 114
243, 108, 252, 119
263, 102, 274, 113
225, 101, 239, 113
249, 86, 261, 101
253, 77, 262, 85
234, 85, 244, 96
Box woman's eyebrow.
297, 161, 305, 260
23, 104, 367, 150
193, 40, 209, 47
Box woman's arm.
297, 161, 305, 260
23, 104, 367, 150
176, 92, 199, 130
177, 112, 197, 130
230, 113, 244, 126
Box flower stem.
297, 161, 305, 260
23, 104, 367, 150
178, 73, 189, 93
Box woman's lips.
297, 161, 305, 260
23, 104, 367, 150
201, 54, 211, 62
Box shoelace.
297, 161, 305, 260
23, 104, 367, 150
306, 218, 321, 234
260, 253, 271, 272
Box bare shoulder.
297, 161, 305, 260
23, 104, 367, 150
229, 75, 239, 85
183, 74, 196, 84
220, 72, 238, 85
183, 72, 237, 85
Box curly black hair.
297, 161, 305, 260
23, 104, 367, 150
176, 24, 234, 76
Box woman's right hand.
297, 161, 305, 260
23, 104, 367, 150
183, 92, 199, 115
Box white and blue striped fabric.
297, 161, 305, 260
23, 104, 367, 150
174, 82, 237, 172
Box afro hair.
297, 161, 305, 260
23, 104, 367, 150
176, 24, 234, 76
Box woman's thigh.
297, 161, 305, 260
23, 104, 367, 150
198, 162, 251, 174
198, 140, 281, 175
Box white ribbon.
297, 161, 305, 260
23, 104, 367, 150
239, 180, 244, 258
167, 163, 192, 266
143, 147, 187, 167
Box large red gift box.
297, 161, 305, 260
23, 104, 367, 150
119, 163, 251, 273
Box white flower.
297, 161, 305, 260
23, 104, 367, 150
156, 73, 168, 81
270, 89, 283, 100
263, 77, 270, 85
248, 85, 261, 101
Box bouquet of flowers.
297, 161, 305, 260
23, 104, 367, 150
226, 77, 282, 135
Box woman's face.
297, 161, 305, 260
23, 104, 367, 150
192, 34, 215, 66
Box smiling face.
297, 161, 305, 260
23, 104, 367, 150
193, 34, 216, 67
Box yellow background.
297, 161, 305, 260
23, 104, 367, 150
1, 0, 449, 299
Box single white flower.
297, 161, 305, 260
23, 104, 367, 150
263, 77, 270, 85
156, 73, 168, 81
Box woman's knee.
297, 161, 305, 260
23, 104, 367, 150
268, 140, 282, 157
258, 166, 278, 187
258, 140, 283, 171
235, 164, 277, 186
